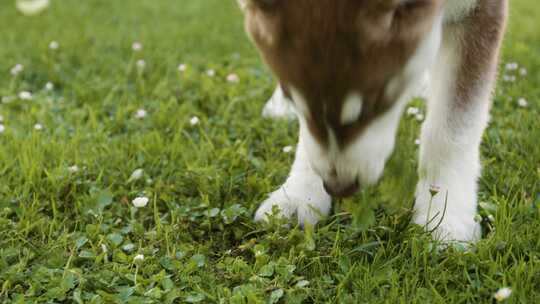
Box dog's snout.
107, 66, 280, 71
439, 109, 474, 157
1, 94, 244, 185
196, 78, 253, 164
323, 179, 360, 198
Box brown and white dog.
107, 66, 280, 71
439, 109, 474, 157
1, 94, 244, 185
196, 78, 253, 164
238, 0, 507, 242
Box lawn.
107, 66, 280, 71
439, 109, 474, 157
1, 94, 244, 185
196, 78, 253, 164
0, 0, 539, 303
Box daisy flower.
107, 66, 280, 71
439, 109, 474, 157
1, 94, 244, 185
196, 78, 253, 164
2, 96, 14, 104
406, 107, 420, 116
128, 168, 144, 182
19, 91, 33, 100
135, 109, 147, 119
10, 64, 24, 76
502, 75, 516, 82
45, 82, 54, 91
136, 59, 146, 70
49, 41, 59, 50
16, 0, 50, 16
282, 146, 294, 153
226, 73, 240, 83
190, 116, 200, 126
132, 196, 149, 208
132, 42, 143, 52
133, 254, 144, 263
429, 184, 441, 197
517, 98, 528, 108
493, 287, 512, 302
505, 62, 518, 71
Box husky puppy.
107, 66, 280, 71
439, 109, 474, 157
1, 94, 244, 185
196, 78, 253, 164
238, 0, 507, 242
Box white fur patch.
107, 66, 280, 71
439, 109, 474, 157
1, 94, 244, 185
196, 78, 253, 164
262, 86, 297, 120
297, 92, 408, 189
340, 93, 363, 125
290, 87, 311, 118
339, 97, 408, 186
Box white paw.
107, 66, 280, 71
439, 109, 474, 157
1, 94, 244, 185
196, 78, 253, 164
413, 180, 481, 243
261, 86, 297, 120
254, 184, 331, 227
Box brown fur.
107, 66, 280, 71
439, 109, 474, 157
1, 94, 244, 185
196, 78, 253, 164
244, 0, 442, 147
453, 0, 507, 110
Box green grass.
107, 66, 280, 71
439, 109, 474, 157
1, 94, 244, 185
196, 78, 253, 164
0, 0, 539, 303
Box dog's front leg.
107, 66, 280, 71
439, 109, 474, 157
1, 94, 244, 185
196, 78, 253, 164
254, 124, 332, 226
414, 4, 507, 243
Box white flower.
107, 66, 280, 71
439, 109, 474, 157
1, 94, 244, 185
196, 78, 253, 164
178, 64, 187, 72
68, 165, 79, 173
122, 243, 135, 252
136, 59, 146, 69
190, 116, 200, 126
429, 184, 441, 196
226, 73, 240, 83
10, 64, 24, 76
519, 68, 527, 76
414, 138, 421, 146
415, 113, 424, 122
206, 69, 216, 77
505, 62, 518, 71
517, 98, 528, 108
132, 196, 149, 208
49, 41, 59, 50
133, 254, 144, 263
135, 109, 147, 119
406, 107, 419, 116
101, 244, 108, 254
128, 168, 144, 182
132, 42, 143, 52
16, 0, 50, 16
502, 75, 516, 82
2, 96, 15, 104
45, 82, 54, 91
494, 287, 512, 302
34, 123, 43, 131
282, 146, 294, 153
19, 91, 33, 100
0, 124, 5, 134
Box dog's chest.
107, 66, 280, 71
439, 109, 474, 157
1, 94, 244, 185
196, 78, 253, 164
444, 0, 479, 23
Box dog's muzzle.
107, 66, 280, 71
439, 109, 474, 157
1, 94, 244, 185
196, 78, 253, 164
323, 179, 360, 198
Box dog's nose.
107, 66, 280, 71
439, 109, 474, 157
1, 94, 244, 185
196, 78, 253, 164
323, 179, 360, 198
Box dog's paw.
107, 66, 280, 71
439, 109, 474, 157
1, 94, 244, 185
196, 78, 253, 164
413, 182, 481, 243
261, 87, 297, 120
254, 185, 331, 227
414, 211, 481, 243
